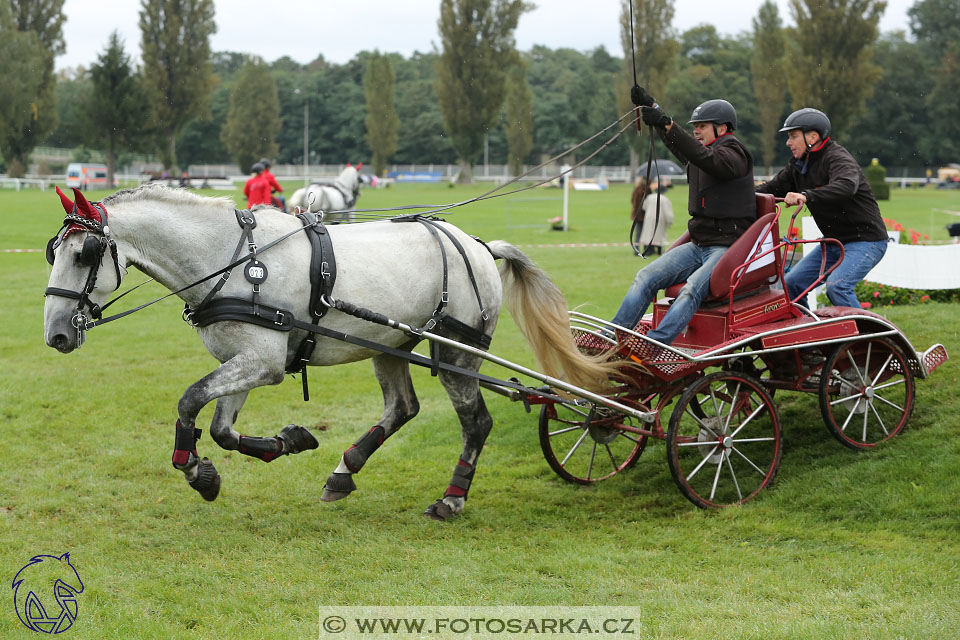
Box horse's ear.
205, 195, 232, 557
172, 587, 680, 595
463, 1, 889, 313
56, 186, 75, 215
71, 187, 101, 224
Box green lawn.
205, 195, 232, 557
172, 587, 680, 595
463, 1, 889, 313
1, 182, 959, 639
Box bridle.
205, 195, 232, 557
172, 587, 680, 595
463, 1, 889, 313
44, 190, 123, 339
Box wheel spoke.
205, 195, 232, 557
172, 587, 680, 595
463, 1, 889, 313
709, 386, 725, 425
604, 443, 619, 470
560, 427, 591, 466
731, 437, 776, 444
869, 400, 890, 436
874, 378, 905, 392
873, 393, 904, 412
870, 353, 894, 387
848, 351, 869, 387
586, 441, 597, 479
724, 381, 742, 433
549, 424, 586, 436
685, 407, 720, 438
861, 399, 870, 441
839, 397, 861, 433
830, 390, 863, 407
730, 445, 768, 477
686, 443, 722, 481
727, 402, 767, 440
725, 453, 743, 501
708, 449, 725, 501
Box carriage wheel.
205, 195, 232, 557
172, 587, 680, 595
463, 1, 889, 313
539, 397, 649, 485
818, 337, 915, 450
667, 371, 782, 508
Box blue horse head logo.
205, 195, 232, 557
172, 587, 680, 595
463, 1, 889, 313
12, 553, 84, 634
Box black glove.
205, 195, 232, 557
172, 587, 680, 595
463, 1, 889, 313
630, 85, 655, 107
641, 105, 672, 129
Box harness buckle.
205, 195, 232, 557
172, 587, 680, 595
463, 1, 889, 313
321, 261, 330, 279
441, 291, 449, 304
423, 318, 438, 332
481, 308, 489, 322
273, 310, 286, 326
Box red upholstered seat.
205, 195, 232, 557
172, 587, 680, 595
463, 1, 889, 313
663, 193, 780, 302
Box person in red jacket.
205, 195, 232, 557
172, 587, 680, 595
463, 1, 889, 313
259, 158, 286, 212
243, 163, 271, 208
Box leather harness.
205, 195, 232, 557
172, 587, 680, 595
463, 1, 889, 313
185, 211, 494, 401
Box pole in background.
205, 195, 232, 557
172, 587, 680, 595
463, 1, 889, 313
295, 89, 308, 187
561, 163, 570, 231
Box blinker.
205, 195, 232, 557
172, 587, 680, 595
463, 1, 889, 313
45, 235, 58, 266
79, 234, 103, 267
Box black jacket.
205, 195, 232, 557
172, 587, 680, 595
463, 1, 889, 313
660, 125, 757, 247
756, 139, 887, 243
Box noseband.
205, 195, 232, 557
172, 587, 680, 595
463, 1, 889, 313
44, 202, 122, 330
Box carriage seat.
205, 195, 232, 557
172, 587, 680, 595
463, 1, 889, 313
663, 193, 780, 303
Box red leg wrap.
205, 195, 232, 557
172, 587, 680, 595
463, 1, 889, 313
172, 419, 199, 468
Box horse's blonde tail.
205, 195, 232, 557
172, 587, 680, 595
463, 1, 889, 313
488, 241, 619, 393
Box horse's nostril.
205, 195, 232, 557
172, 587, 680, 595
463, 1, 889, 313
51, 334, 68, 351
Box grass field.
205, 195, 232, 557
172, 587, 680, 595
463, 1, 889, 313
2, 181, 959, 639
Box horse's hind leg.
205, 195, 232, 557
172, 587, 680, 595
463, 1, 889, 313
321, 351, 420, 502
424, 345, 493, 521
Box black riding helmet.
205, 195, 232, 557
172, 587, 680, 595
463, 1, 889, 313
251, 162, 265, 173
779, 108, 831, 139
688, 99, 738, 131
259, 157, 272, 168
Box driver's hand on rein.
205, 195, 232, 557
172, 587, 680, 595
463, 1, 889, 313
641, 105, 672, 130
631, 85, 655, 107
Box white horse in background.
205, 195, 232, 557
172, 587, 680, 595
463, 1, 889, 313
288, 164, 362, 222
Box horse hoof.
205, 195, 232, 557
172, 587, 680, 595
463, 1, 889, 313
278, 424, 319, 455
321, 472, 356, 502
188, 457, 221, 501
423, 500, 457, 521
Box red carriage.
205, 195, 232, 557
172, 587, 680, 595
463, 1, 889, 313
529, 193, 948, 508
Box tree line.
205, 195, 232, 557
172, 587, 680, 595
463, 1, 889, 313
2, 0, 958, 183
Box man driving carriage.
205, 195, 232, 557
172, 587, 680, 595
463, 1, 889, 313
609, 96, 756, 352
756, 108, 888, 309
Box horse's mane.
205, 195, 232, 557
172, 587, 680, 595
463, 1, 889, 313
103, 183, 236, 214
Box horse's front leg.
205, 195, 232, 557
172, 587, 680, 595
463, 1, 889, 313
172, 350, 317, 501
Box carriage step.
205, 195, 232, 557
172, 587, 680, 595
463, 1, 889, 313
921, 344, 948, 376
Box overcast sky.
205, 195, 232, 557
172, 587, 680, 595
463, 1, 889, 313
56, 0, 916, 72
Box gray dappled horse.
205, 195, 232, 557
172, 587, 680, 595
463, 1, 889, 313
43, 185, 617, 519
288, 164, 361, 222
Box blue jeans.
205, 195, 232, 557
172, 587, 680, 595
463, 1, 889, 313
785, 239, 888, 308
611, 243, 728, 346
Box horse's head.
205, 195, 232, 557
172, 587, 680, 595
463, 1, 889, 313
43, 187, 125, 353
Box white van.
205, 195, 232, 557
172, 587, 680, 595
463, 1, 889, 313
65, 163, 109, 190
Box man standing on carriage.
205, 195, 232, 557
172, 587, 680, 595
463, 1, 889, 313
756, 108, 888, 309
609, 93, 756, 354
